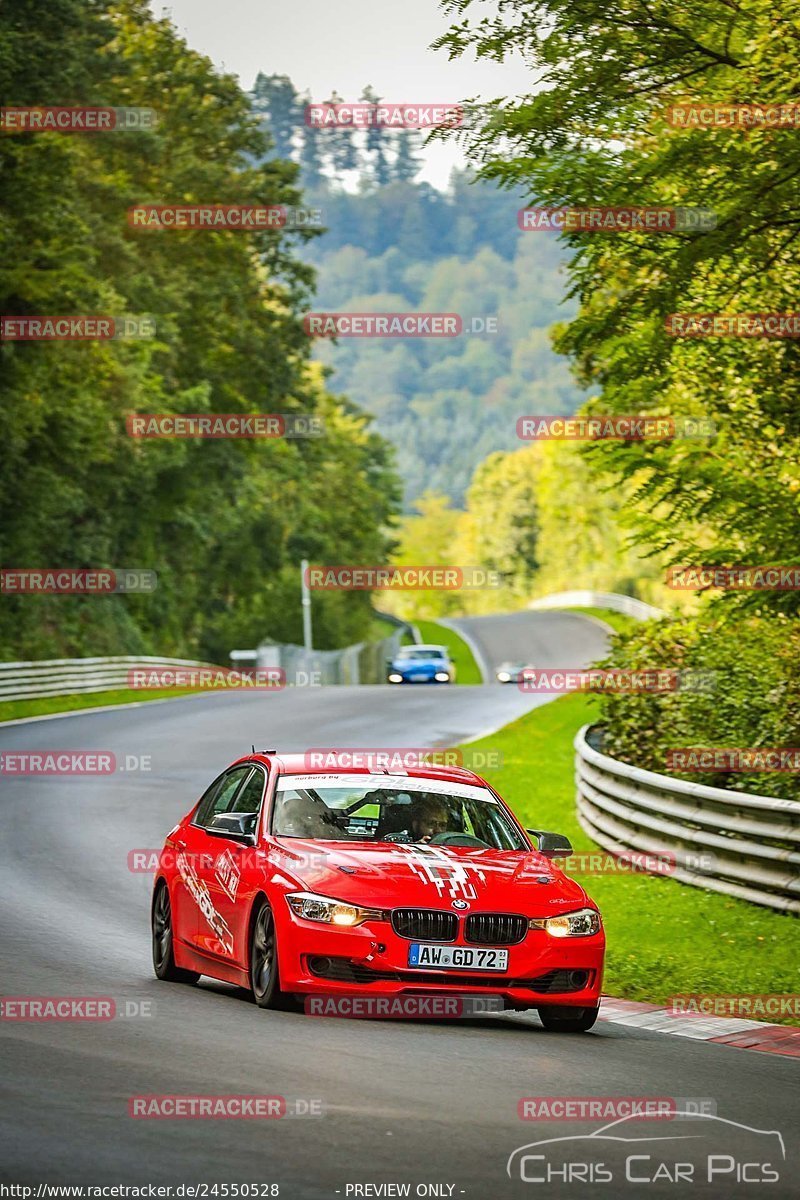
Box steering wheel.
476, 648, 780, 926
428, 832, 490, 848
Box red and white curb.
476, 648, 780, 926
600, 996, 800, 1058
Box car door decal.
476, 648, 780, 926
176, 850, 234, 955
215, 848, 240, 902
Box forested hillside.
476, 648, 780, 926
251, 75, 586, 504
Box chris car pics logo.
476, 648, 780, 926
507, 1112, 785, 1185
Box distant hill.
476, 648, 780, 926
251, 76, 586, 505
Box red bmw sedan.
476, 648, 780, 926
152, 753, 605, 1031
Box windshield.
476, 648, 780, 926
397, 647, 446, 661
271, 773, 526, 850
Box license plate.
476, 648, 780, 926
409, 673, 428, 682
408, 944, 509, 971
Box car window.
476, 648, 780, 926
193, 772, 227, 826
271, 775, 527, 849
399, 648, 446, 661
194, 767, 251, 828
230, 767, 266, 814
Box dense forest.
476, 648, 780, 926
0, 1, 400, 660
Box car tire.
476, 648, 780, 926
152, 882, 200, 984
249, 899, 292, 1009
537, 1005, 599, 1033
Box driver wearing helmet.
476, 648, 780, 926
410, 796, 451, 843
275, 793, 330, 838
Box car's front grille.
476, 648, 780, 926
391, 908, 458, 941
465, 913, 527, 945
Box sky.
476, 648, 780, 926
150, 0, 536, 188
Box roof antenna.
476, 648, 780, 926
251, 744, 255, 754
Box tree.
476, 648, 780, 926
251, 72, 300, 161
323, 90, 360, 179
462, 447, 539, 590
391, 130, 422, 182
381, 492, 466, 619
360, 85, 392, 187
297, 90, 325, 187
435, 0, 800, 615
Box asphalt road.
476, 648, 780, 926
444, 610, 614, 681
1, 611, 797, 1197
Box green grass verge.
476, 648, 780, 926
415, 619, 483, 685
0, 687, 204, 724
566, 606, 641, 638
460, 692, 798, 1016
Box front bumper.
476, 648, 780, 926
276, 907, 604, 1010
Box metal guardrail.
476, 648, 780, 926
255, 628, 415, 686
575, 724, 800, 914
251, 612, 420, 686
0, 615, 421, 704
530, 590, 665, 620
0, 656, 210, 702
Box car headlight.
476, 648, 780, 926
388, 672, 403, 683
286, 891, 386, 927
434, 671, 450, 681
528, 908, 602, 938
497, 671, 511, 682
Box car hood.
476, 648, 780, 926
270, 840, 590, 914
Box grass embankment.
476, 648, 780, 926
460, 692, 798, 1014
0, 687, 206, 724
566, 606, 641, 637
414, 619, 483, 685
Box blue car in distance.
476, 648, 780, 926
386, 644, 456, 684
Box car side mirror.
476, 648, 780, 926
207, 812, 257, 842
526, 829, 573, 858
